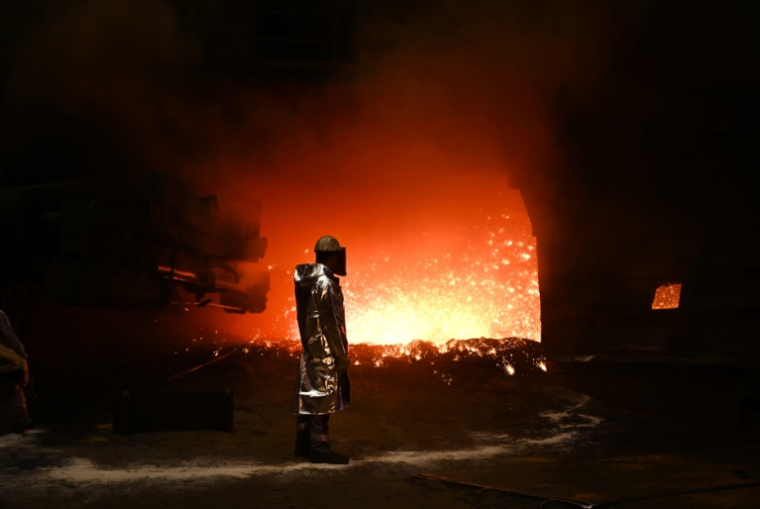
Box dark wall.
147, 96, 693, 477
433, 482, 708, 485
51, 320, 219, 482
518, 2, 760, 354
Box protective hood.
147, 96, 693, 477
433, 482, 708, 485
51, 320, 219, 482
331, 248, 347, 276
313, 236, 347, 276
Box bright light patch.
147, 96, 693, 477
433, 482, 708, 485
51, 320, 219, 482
652, 283, 682, 310
282, 208, 541, 345
248, 189, 542, 347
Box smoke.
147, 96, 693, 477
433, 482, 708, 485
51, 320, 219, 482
6, 1, 633, 177
2, 0, 646, 341
3, 0, 637, 191
230, 1, 643, 340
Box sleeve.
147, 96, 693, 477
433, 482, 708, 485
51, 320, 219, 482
317, 280, 349, 363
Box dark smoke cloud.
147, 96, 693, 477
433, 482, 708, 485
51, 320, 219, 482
2, 0, 648, 341
5, 0, 630, 178
4, 0, 645, 191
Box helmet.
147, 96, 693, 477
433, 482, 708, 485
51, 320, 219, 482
314, 235, 347, 276
314, 235, 342, 252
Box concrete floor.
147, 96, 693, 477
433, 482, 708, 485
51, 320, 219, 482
2, 340, 759, 508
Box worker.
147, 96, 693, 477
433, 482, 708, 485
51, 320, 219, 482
291, 235, 351, 464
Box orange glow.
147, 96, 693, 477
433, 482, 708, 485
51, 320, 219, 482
295, 204, 538, 344
241, 337, 547, 377
185, 49, 553, 347
652, 283, 682, 310
238, 179, 541, 346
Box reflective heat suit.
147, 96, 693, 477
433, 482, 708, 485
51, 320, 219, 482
291, 263, 350, 416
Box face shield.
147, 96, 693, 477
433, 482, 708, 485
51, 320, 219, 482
333, 247, 347, 276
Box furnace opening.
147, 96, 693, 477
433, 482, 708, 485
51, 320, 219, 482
245, 180, 542, 347
339, 195, 541, 345
652, 283, 682, 310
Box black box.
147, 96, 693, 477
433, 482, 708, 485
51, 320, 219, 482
113, 390, 234, 434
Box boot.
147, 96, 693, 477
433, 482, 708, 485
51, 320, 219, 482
294, 429, 310, 458
307, 414, 349, 464
310, 449, 350, 465
309, 434, 349, 464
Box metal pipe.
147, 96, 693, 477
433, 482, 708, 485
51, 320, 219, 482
171, 348, 239, 381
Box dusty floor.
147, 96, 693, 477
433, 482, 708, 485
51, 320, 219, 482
2, 340, 760, 508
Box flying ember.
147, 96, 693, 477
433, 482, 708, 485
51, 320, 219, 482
282, 202, 541, 345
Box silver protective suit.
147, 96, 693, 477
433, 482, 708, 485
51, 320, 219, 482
291, 263, 350, 415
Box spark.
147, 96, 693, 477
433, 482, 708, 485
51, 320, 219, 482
276, 205, 540, 345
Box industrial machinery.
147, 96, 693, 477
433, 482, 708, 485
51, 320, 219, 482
0, 169, 269, 314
